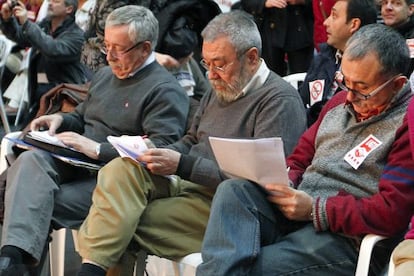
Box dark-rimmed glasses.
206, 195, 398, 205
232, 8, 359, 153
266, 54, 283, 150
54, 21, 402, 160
100, 40, 146, 58
199, 59, 235, 74
336, 74, 401, 100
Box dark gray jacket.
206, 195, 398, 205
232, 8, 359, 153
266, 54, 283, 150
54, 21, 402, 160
0, 15, 87, 104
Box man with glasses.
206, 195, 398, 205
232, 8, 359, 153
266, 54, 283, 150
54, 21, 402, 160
299, 0, 377, 126
0, 5, 189, 275
197, 23, 414, 275
75, 10, 306, 275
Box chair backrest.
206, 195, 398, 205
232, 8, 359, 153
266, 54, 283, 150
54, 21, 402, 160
0, 35, 15, 133
283, 72, 307, 90
0, 35, 14, 69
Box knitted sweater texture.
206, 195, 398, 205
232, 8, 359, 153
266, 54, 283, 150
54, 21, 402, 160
59, 62, 189, 162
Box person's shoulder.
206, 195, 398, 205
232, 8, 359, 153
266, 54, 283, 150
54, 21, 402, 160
140, 62, 185, 90
266, 71, 299, 91
318, 43, 337, 58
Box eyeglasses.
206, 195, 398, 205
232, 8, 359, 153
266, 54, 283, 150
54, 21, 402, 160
100, 40, 146, 58
199, 59, 235, 74
336, 74, 400, 100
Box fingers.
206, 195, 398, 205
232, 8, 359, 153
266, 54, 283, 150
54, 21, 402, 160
265, 184, 294, 196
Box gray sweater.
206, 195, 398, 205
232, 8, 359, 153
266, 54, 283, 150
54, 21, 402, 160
170, 72, 307, 187
59, 62, 189, 162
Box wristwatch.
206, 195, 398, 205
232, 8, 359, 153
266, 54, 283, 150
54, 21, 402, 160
95, 143, 101, 157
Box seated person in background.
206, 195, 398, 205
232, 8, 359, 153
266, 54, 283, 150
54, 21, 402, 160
197, 23, 414, 275
75, 10, 307, 276
154, 24, 211, 130
299, 0, 377, 126
0, 5, 189, 275
160, 54, 211, 130
0, 0, 88, 119
381, 0, 414, 75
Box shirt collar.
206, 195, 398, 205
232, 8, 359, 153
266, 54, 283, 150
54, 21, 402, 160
128, 52, 156, 77
335, 50, 343, 65
238, 58, 270, 98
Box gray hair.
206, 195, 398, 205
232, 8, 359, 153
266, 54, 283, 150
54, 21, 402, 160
64, 0, 78, 16
106, 5, 159, 51
344, 24, 410, 77
201, 10, 262, 57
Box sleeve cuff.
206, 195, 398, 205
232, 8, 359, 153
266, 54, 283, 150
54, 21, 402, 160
313, 197, 329, 232
176, 154, 197, 180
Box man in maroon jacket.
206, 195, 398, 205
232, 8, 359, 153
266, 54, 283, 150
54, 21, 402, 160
197, 23, 414, 275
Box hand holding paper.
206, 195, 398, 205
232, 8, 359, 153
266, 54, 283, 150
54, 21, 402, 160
107, 135, 148, 162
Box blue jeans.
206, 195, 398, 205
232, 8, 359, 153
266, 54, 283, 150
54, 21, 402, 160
196, 179, 358, 276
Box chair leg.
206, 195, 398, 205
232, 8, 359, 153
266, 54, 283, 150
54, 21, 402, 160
49, 228, 66, 276
14, 96, 26, 126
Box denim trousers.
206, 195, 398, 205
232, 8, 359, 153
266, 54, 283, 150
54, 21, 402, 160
196, 179, 359, 276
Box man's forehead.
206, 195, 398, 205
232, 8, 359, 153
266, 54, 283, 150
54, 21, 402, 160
341, 54, 381, 81
202, 38, 235, 60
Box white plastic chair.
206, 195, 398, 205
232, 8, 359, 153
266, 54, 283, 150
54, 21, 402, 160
282, 72, 307, 89
355, 234, 396, 276
0, 35, 16, 133
171, 253, 202, 276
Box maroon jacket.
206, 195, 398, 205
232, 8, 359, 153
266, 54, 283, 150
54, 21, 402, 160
288, 92, 414, 238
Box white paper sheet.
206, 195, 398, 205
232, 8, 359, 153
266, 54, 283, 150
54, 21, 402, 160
27, 130, 68, 148
107, 135, 148, 162
209, 136, 289, 186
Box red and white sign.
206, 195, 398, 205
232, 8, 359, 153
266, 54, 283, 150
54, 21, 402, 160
309, 79, 325, 106
344, 134, 382, 169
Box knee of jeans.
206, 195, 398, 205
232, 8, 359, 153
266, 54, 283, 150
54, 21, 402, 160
217, 179, 253, 197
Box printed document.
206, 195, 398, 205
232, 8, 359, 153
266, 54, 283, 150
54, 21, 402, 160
209, 137, 289, 186
107, 135, 148, 162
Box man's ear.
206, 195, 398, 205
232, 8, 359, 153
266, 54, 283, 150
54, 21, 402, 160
141, 41, 152, 56
392, 75, 408, 91
349, 18, 361, 34
408, 4, 414, 16
66, 5, 74, 15
245, 47, 259, 65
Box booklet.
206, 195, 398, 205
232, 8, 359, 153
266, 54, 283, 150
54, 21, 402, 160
6, 136, 103, 170
209, 136, 289, 186
107, 135, 148, 163
19, 130, 102, 165
25, 130, 67, 148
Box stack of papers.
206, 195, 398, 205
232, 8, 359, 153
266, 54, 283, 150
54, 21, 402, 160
27, 130, 68, 148
209, 136, 289, 186
107, 135, 148, 162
